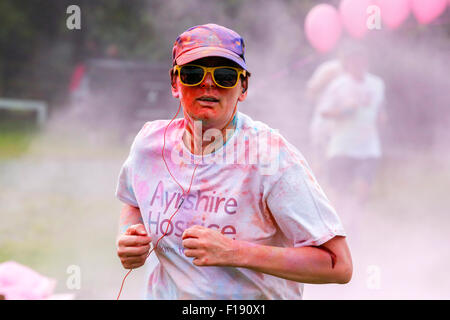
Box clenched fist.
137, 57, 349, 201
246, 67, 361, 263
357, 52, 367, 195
117, 224, 152, 269
182, 225, 239, 267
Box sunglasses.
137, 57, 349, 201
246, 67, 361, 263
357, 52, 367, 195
173, 64, 247, 89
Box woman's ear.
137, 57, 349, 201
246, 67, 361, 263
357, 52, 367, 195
238, 77, 248, 102
170, 71, 180, 99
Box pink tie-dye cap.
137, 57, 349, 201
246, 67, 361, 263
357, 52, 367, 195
172, 23, 248, 70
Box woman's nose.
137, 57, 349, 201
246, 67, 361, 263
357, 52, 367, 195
200, 71, 216, 88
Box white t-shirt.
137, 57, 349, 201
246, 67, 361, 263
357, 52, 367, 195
115, 111, 345, 299
319, 73, 385, 158
307, 59, 344, 146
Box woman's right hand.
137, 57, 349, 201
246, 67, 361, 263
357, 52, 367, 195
116, 224, 152, 269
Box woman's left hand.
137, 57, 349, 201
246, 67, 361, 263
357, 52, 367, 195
182, 225, 239, 267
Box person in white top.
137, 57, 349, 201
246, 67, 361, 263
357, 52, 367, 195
115, 24, 352, 299
319, 44, 387, 221
306, 59, 344, 177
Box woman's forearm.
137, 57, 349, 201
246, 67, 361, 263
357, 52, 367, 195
118, 204, 144, 236
232, 238, 352, 284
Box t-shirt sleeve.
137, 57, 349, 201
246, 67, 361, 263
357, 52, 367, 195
115, 129, 144, 208
115, 155, 139, 207
266, 161, 346, 247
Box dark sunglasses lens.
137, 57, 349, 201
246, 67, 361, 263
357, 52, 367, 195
214, 68, 239, 87
180, 66, 204, 85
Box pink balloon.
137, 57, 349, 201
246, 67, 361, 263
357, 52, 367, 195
305, 4, 342, 53
376, 0, 411, 30
340, 0, 375, 39
411, 0, 447, 24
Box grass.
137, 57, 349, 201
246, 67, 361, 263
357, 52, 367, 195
0, 239, 56, 271
0, 120, 136, 298
0, 118, 38, 159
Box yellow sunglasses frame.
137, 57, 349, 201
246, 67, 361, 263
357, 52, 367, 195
173, 64, 247, 89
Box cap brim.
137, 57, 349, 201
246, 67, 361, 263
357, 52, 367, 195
175, 46, 247, 70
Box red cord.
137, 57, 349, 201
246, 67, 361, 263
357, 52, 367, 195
116, 100, 237, 300
116, 102, 199, 300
